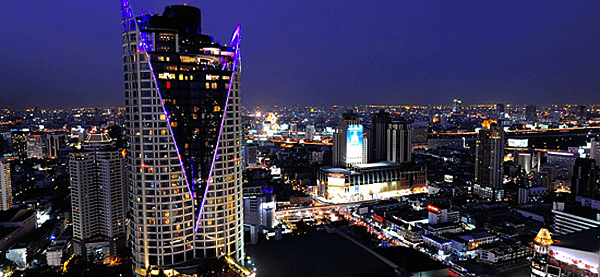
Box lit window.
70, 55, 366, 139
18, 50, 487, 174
211, 83, 218, 89
206, 74, 219, 81
181, 56, 195, 63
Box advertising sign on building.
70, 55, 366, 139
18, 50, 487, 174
508, 138, 528, 148
346, 125, 363, 164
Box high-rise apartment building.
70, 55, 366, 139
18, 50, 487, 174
333, 111, 364, 167
0, 159, 11, 211
386, 118, 412, 164
368, 110, 391, 163
121, 2, 243, 275
46, 132, 66, 159
367, 110, 412, 164
70, 134, 126, 262
474, 120, 505, 201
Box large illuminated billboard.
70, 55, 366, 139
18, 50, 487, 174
346, 125, 363, 164
508, 138, 528, 148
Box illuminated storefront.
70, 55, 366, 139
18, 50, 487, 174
317, 161, 427, 202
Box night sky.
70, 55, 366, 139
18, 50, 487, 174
1, 0, 599, 109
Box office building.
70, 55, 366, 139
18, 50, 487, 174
243, 193, 276, 229
243, 145, 258, 168
333, 111, 364, 167
0, 159, 11, 211
387, 117, 412, 164
427, 204, 460, 225
546, 151, 577, 175
26, 134, 44, 159
474, 120, 505, 201
571, 158, 598, 200
367, 110, 412, 164
121, 2, 243, 275
516, 152, 532, 174
11, 130, 28, 157
45, 132, 67, 159
70, 133, 126, 262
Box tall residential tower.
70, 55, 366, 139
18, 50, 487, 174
474, 120, 505, 201
0, 159, 11, 211
70, 133, 126, 262
367, 110, 412, 164
121, 2, 243, 275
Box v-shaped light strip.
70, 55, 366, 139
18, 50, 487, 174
122, 0, 242, 233
195, 25, 242, 232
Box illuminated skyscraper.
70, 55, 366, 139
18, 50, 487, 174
333, 111, 364, 167
70, 134, 126, 262
121, 2, 243, 275
0, 159, 11, 211
474, 120, 505, 201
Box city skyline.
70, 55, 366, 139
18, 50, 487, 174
1, 1, 600, 109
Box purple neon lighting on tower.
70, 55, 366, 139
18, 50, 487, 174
125, 1, 195, 200
123, 0, 240, 232
194, 25, 241, 232
143, 54, 195, 199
